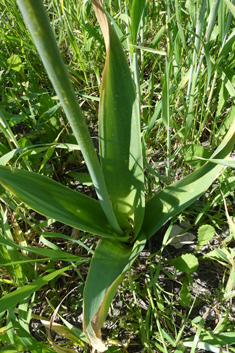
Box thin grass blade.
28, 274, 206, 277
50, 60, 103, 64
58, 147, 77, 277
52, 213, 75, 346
0, 266, 71, 315
142, 117, 235, 239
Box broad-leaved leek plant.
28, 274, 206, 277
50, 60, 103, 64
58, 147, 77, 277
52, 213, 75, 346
0, 0, 235, 352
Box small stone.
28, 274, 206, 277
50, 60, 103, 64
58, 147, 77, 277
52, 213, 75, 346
168, 225, 196, 249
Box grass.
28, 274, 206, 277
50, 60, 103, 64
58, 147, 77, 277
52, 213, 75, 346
1, 0, 235, 352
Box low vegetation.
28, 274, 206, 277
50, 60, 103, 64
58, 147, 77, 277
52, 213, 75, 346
0, 0, 235, 352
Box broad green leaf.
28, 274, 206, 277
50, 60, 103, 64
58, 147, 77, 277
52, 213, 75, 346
224, 0, 235, 17
131, 0, 146, 45
170, 254, 199, 274
0, 166, 130, 240
17, 0, 123, 236
195, 225, 215, 251
106, 13, 128, 50
92, 0, 145, 235
0, 266, 71, 314
83, 231, 146, 351
175, 344, 186, 353
68, 172, 93, 186
142, 118, 235, 239
7, 54, 23, 72
184, 144, 212, 169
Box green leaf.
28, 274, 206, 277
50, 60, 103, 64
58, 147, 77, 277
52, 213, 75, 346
58, 315, 89, 344
131, 0, 146, 45
7, 309, 53, 353
0, 206, 26, 285
0, 166, 130, 240
183, 331, 235, 352
0, 342, 26, 353
179, 280, 191, 307
95, 0, 145, 235
0, 143, 81, 166
0, 236, 85, 262
42, 233, 94, 255
185, 144, 212, 169
161, 66, 170, 129
7, 55, 23, 72
142, 117, 235, 239
68, 172, 93, 186
0, 266, 71, 314
196, 157, 235, 168
16, 0, 123, 236
83, 231, 146, 352
170, 254, 199, 274
131, 45, 166, 56
195, 225, 215, 251
0, 333, 55, 353
224, 0, 235, 17
205, 248, 235, 264
196, 332, 235, 346
41, 319, 86, 352
175, 344, 186, 353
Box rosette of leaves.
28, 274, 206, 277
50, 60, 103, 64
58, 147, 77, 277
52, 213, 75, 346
0, 0, 235, 351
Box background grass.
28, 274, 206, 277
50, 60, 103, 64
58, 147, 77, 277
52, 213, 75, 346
0, 0, 235, 352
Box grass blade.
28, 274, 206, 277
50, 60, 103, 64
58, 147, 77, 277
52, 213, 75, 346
142, 117, 235, 239
0, 265, 71, 314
